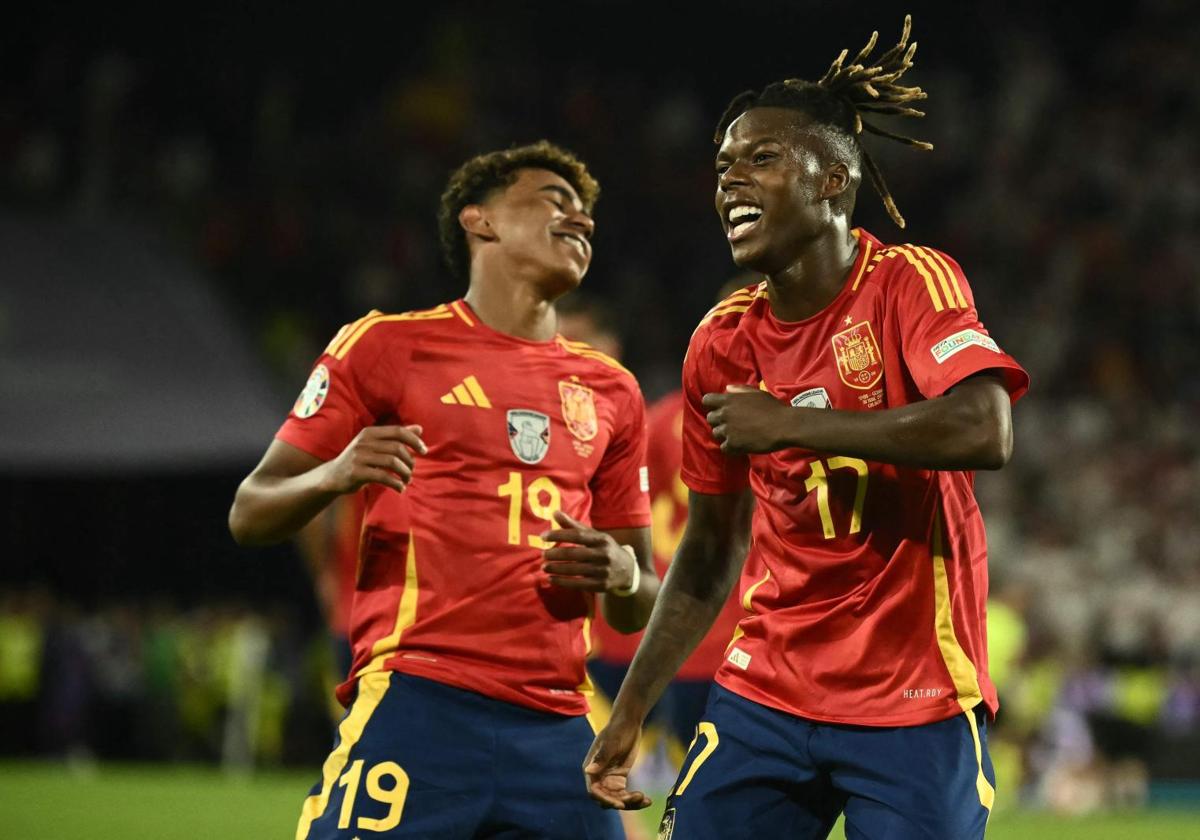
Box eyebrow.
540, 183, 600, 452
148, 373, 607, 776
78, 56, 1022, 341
716, 136, 786, 160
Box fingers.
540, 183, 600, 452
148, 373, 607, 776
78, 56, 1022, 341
542, 545, 604, 564
552, 510, 584, 529
362, 466, 408, 494
546, 575, 606, 591
540, 527, 608, 547
585, 778, 652, 810
726, 383, 758, 393
543, 560, 606, 578
700, 392, 727, 408
365, 424, 428, 455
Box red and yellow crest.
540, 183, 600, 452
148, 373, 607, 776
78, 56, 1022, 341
559, 379, 598, 441
831, 321, 883, 390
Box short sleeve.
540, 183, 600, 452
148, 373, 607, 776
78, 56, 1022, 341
588, 379, 652, 530
890, 246, 1029, 401
275, 322, 398, 461
680, 328, 750, 495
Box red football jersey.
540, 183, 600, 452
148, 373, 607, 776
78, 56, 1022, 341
277, 299, 651, 715
590, 391, 746, 681
682, 230, 1028, 727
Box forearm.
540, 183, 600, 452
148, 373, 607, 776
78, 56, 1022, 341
600, 570, 660, 634
781, 378, 1012, 470
229, 463, 340, 546
611, 536, 743, 723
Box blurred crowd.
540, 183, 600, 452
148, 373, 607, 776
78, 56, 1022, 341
2, 1, 1199, 812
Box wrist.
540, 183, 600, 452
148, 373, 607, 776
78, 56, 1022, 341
609, 545, 640, 597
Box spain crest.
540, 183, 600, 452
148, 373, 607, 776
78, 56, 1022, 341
559, 380, 598, 441
507, 409, 551, 464
831, 321, 883, 390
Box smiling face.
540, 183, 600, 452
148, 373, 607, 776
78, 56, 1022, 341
715, 107, 850, 274
474, 168, 595, 292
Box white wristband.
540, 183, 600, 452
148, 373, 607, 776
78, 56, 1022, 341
610, 545, 640, 597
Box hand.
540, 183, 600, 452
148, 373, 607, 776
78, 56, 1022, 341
541, 511, 637, 593
702, 384, 792, 454
320, 425, 427, 495
583, 718, 653, 810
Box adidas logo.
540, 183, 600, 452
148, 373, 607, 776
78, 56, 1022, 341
440, 375, 492, 408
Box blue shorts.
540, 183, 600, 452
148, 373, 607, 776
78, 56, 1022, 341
296, 671, 621, 839
658, 685, 995, 840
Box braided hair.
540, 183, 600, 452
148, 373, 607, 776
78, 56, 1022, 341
713, 15, 931, 228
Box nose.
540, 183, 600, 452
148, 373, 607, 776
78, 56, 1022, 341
567, 209, 595, 239
718, 161, 750, 191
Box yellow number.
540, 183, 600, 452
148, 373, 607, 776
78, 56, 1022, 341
803, 457, 869, 539
356, 761, 410, 832
497, 472, 563, 548
673, 722, 719, 796
526, 476, 562, 548
498, 472, 522, 545
336, 759, 364, 829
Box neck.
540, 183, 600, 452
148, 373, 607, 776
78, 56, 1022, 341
463, 271, 561, 341
765, 223, 859, 322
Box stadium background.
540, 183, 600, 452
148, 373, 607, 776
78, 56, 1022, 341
2, 1, 1198, 836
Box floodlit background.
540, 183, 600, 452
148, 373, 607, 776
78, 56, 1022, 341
2, 1, 1198, 837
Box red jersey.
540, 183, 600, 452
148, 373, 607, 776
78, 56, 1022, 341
682, 230, 1028, 727
278, 299, 651, 715
590, 391, 746, 681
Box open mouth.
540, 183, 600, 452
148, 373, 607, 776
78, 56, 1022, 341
554, 233, 589, 259
727, 204, 763, 241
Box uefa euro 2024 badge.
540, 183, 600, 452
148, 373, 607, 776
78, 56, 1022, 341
294, 364, 330, 419
507, 409, 551, 464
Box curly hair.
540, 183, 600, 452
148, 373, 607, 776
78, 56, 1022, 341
437, 140, 600, 281
714, 15, 931, 228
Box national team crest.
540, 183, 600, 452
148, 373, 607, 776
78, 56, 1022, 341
507, 409, 551, 464
558, 380, 598, 441
831, 321, 883, 390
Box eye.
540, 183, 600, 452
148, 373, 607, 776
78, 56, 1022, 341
752, 152, 775, 165
715, 163, 730, 176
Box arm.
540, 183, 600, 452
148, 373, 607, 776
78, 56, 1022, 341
582, 488, 754, 809
704, 372, 1014, 470
540, 517, 660, 634
228, 425, 425, 546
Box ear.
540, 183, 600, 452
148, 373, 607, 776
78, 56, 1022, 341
459, 205, 497, 242
820, 162, 851, 202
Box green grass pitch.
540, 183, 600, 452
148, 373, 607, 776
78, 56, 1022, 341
0, 762, 1196, 839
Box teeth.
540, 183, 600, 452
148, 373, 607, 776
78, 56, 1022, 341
729, 205, 762, 223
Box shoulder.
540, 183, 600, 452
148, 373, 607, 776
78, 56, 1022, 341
553, 336, 642, 396
322, 302, 468, 361
861, 241, 971, 312
690, 281, 767, 345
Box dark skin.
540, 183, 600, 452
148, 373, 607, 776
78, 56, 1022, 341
583, 107, 1014, 809
229, 168, 658, 634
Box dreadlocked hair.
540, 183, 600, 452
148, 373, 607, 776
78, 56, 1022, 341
713, 14, 931, 228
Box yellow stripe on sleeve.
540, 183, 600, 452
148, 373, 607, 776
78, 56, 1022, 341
913, 246, 958, 309
894, 246, 945, 312
332, 307, 455, 360
326, 311, 383, 356
923, 248, 969, 309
